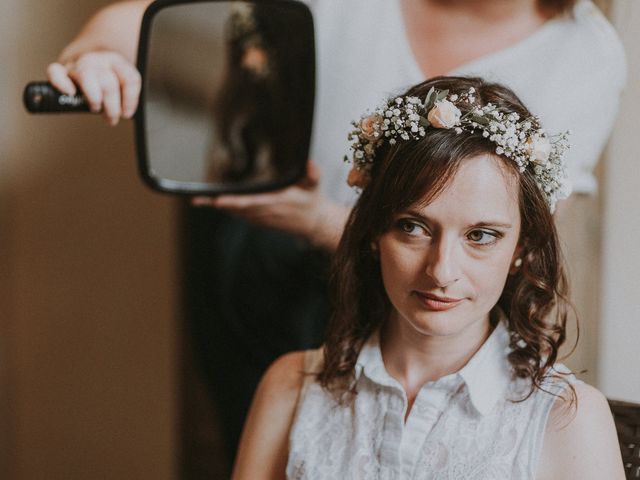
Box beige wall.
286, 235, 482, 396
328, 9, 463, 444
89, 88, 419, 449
600, 0, 640, 402
1, 1, 178, 479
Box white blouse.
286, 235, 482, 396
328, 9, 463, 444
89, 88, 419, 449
286, 321, 578, 479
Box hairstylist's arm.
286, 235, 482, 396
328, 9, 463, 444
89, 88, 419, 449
46, 0, 152, 125
193, 161, 350, 252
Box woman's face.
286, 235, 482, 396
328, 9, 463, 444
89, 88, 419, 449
377, 154, 522, 339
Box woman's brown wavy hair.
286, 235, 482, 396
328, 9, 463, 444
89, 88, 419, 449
318, 76, 574, 405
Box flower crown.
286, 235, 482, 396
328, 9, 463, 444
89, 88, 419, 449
230, 5, 271, 79
345, 87, 571, 211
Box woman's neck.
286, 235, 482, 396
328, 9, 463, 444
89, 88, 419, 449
400, 0, 554, 77
380, 312, 492, 403
419, 0, 550, 23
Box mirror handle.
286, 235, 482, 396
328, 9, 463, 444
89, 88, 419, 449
23, 81, 90, 113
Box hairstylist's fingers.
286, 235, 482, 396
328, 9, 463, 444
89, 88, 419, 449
305, 159, 321, 187
206, 194, 252, 210
46, 62, 77, 96
66, 52, 131, 119
68, 67, 104, 113
192, 194, 267, 210
192, 196, 216, 207
112, 61, 142, 119
101, 75, 123, 126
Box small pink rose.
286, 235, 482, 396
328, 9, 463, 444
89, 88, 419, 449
427, 100, 462, 129
525, 136, 551, 165
241, 45, 269, 77
360, 115, 381, 142
347, 167, 370, 188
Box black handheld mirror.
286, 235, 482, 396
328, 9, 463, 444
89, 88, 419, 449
24, 0, 316, 196
136, 0, 315, 195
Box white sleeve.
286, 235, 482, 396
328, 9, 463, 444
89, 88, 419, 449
505, 0, 627, 195
556, 1, 627, 194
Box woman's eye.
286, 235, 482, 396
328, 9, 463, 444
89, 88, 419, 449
398, 219, 426, 236
467, 229, 499, 245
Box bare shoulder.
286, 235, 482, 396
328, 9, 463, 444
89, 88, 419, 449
232, 351, 309, 480
261, 350, 308, 395
255, 350, 310, 417
537, 382, 624, 480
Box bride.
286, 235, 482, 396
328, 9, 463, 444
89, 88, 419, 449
232, 76, 624, 479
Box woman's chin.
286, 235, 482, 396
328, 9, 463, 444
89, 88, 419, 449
396, 302, 491, 340
402, 312, 469, 338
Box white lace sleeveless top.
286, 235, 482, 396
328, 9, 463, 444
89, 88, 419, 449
286, 321, 578, 479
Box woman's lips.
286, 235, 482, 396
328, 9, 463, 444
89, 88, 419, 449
414, 292, 464, 311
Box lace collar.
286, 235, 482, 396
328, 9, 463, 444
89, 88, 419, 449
355, 310, 513, 416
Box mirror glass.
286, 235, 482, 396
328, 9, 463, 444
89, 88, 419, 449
137, 0, 315, 194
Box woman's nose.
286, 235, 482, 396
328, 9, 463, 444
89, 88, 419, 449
424, 236, 460, 288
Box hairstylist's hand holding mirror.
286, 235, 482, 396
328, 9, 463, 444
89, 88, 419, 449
29, 0, 318, 206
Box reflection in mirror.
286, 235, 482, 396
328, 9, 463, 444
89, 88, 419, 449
137, 0, 315, 194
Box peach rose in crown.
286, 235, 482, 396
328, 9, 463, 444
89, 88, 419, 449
525, 136, 552, 165
360, 115, 381, 142
242, 45, 269, 77
427, 100, 462, 129
347, 167, 370, 188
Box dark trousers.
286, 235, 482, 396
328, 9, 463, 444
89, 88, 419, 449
182, 206, 331, 466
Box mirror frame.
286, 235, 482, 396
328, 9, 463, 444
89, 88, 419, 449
135, 0, 316, 195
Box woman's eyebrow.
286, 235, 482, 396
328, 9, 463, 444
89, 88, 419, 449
403, 210, 513, 229
402, 209, 433, 223
472, 221, 514, 229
